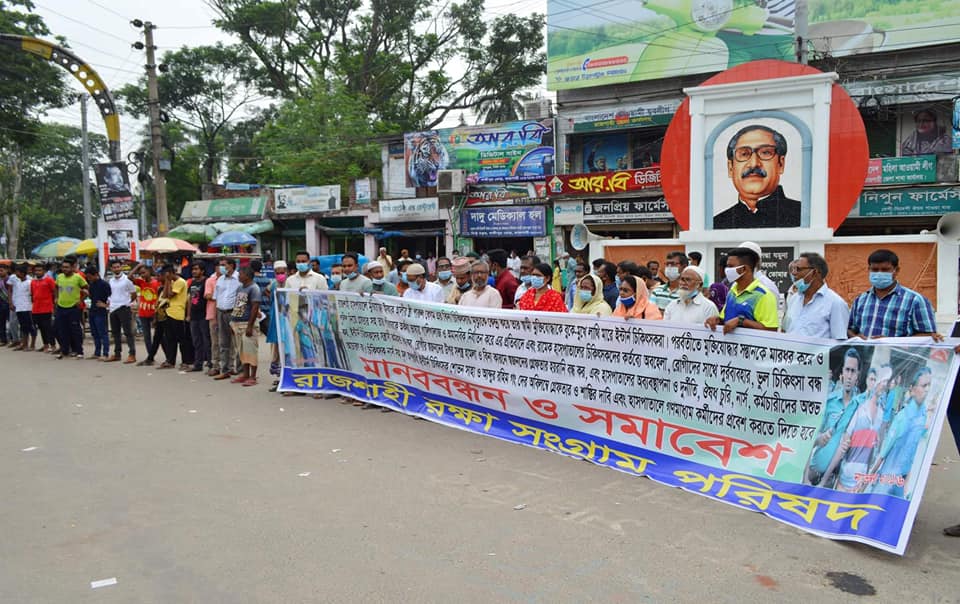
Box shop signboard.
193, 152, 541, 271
857, 186, 960, 217
355, 178, 372, 205
582, 198, 672, 224
404, 120, 555, 187
461, 205, 547, 238
180, 196, 268, 222
553, 201, 584, 225
864, 156, 937, 186
548, 168, 661, 197
378, 197, 440, 222
568, 101, 680, 133
465, 182, 547, 206
274, 186, 341, 214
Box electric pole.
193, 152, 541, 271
137, 21, 169, 235
79, 93, 92, 239
795, 0, 809, 65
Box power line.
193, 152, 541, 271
34, 2, 133, 44
82, 0, 132, 21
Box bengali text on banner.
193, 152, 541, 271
274, 289, 958, 555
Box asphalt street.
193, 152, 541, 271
1, 348, 959, 603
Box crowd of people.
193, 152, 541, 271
1, 243, 958, 536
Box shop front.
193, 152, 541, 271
172, 196, 273, 251
375, 197, 449, 259
459, 204, 550, 259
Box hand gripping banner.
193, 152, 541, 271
275, 289, 958, 555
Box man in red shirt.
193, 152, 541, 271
131, 263, 161, 365
30, 264, 57, 352
486, 249, 519, 309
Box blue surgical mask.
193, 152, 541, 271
438, 270, 452, 281
795, 278, 811, 294
346, 271, 358, 280
330, 275, 342, 285
615, 276, 621, 288
530, 276, 545, 289
409, 279, 422, 291
620, 295, 636, 308
520, 274, 532, 285
869, 271, 894, 289
458, 281, 471, 291
372, 278, 385, 286
218, 266, 226, 275
401, 273, 409, 284
579, 289, 593, 303
296, 262, 309, 273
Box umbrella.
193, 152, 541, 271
209, 231, 257, 247
31, 236, 81, 258
66, 239, 97, 256
140, 237, 199, 254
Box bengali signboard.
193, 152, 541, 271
582, 198, 672, 224
858, 186, 960, 217
277, 290, 959, 555
94, 161, 135, 221
404, 120, 555, 187
378, 197, 440, 222
274, 186, 341, 214
461, 205, 547, 238
865, 156, 937, 186
465, 182, 547, 206
548, 168, 661, 197
569, 101, 680, 133
548, 1, 960, 91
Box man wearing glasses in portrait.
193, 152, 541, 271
713, 124, 802, 229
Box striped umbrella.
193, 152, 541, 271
31, 236, 81, 258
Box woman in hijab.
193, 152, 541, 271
517, 262, 568, 312
571, 273, 612, 316
612, 274, 662, 320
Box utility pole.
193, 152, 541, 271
795, 0, 809, 65
141, 22, 169, 235
79, 93, 92, 239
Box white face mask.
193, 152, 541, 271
724, 265, 744, 283
664, 266, 680, 281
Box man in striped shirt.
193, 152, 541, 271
847, 249, 937, 339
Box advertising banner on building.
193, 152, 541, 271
568, 101, 681, 133
548, 168, 661, 197
276, 290, 959, 555
465, 182, 547, 206
548, 0, 960, 91
865, 156, 937, 186
94, 162, 135, 221
582, 198, 672, 224
461, 205, 547, 238
857, 186, 960, 217
404, 120, 555, 187
378, 197, 440, 222
355, 178, 372, 205
274, 186, 341, 214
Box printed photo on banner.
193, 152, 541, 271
710, 117, 806, 230
582, 134, 629, 172
107, 228, 133, 253
278, 290, 350, 371
94, 161, 136, 221
804, 343, 953, 499
899, 106, 953, 156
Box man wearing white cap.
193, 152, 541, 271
739, 241, 780, 296
663, 265, 719, 324
362, 261, 398, 296
402, 263, 444, 303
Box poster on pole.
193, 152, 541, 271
276, 290, 958, 555
94, 161, 135, 221
97, 217, 139, 271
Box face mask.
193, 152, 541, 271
219, 266, 227, 275
296, 262, 309, 273
615, 276, 621, 288
724, 266, 743, 283
664, 267, 680, 281
401, 273, 409, 284
579, 290, 593, 303
530, 276, 545, 289
415, 255, 422, 260
458, 281, 471, 291
330, 275, 342, 285
276, 274, 287, 284
869, 271, 894, 289
620, 295, 636, 308
408, 279, 422, 291
346, 271, 358, 280
795, 278, 811, 294
438, 270, 452, 281
520, 274, 532, 285
372, 278, 385, 286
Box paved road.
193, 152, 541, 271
1, 348, 958, 603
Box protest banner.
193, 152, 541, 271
276, 290, 958, 555
94, 161, 135, 221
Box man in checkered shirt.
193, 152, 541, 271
847, 249, 938, 339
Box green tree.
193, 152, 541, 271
117, 43, 260, 197
127, 121, 203, 231
0, 0, 68, 257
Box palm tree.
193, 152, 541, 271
475, 92, 536, 125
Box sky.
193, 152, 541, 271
32, 0, 550, 166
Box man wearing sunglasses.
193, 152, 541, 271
713, 124, 801, 229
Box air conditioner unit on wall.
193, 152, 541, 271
437, 169, 466, 193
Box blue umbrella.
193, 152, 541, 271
210, 231, 257, 247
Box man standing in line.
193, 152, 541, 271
402, 263, 444, 303
131, 264, 160, 365
10, 264, 35, 351
565, 261, 588, 310
704, 246, 778, 334
158, 264, 191, 370
459, 261, 503, 308
646, 260, 665, 286
663, 266, 718, 324
514, 254, 540, 306
30, 263, 57, 353
85, 266, 111, 360
188, 262, 211, 373
54, 257, 88, 359
337, 253, 371, 294
105, 259, 138, 363
597, 261, 620, 310
363, 261, 398, 296
847, 249, 938, 339
651, 252, 688, 311
433, 257, 456, 300
783, 252, 849, 340
486, 249, 518, 309
445, 257, 472, 304
203, 260, 221, 373
212, 258, 242, 379
230, 266, 262, 387
0, 264, 10, 346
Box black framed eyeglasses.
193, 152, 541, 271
734, 145, 778, 162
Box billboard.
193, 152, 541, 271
547, 0, 960, 91
274, 186, 341, 214
404, 120, 555, 188
94, 161, 135, 221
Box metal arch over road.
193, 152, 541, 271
0, 33, 121, 161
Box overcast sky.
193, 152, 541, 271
34, 0, 549, 165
